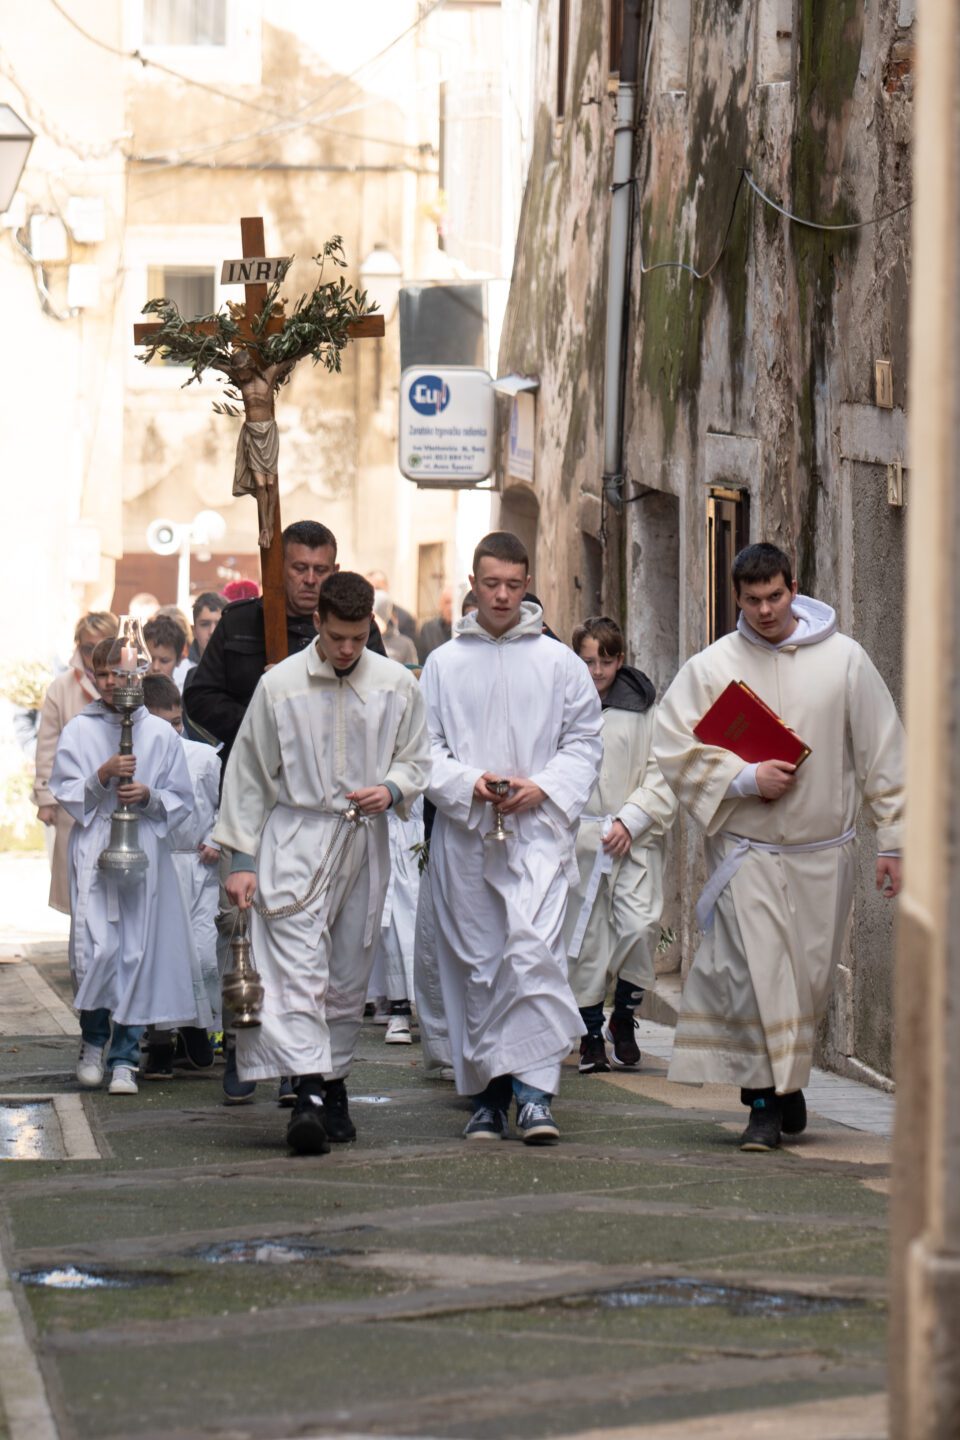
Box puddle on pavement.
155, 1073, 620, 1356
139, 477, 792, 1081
0, 1101, 64, 1161
581, 1278, 861, 1317
17, 1265, 171, 1291
194, 1239, 343, 1265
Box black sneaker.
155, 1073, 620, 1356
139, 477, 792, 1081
222, 1047, 256, 1105
322, 1078, 357, 1142
141, 1039, 175, 1081
780, 1090, 807, 1135
578, 1034, 610, 1074
286, 1095, 331, 1155
277, 1076, 297, 1108
604, 1012, 641, 1068
516, 1100, 560, 1145
739, 1096, 782, 1151
177, 1026, 215, 1071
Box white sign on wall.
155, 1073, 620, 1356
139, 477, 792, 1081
507, 390, 535, 482
399, 366, 495, 485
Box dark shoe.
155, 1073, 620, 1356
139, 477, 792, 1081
286, 1095, 331, 1155
141, 1040, 175, 1081
322, 1078, 357, 1142
604, 1012, 641, 1068
177, 1026, 215, 1071
780, 1090, 807, 1135
739, 1096, 782, 1151
278, 1076, 297, 1108
516, 1101, 560, 1145
578, 1033, 610, 1074
363, 1002, 376, 1018
463, 1105, 508, 1140
222, 1048, 256, 1106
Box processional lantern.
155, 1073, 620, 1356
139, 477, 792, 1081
97, 616, 150, 886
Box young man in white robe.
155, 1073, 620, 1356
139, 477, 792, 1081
565, 617, 678, 1074
653, 543, 904, 1151
421, 531, 602, 1145
50, 639, 198, 1096
141, 674, 222, 1076
372, 796, 424, 1044
215, 573, 430, 1156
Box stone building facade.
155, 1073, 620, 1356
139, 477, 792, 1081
496, 0, 913, 1081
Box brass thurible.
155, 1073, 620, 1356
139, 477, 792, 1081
221, 911, 265, 1028
483, 779, 513, 843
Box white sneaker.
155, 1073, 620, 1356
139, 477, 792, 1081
76, 1042, 105, 1088
108, 1064, 139, 1095
384, 1014, 412, 1044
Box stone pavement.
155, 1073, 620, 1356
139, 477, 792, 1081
0, 933, 892, 1440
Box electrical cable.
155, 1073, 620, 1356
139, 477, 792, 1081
638, 167, 912, 282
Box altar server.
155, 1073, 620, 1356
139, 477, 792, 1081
421, 531, 602, 1145
565, 617, 677, 1073
215, 573, 429, 1155
653, 543, 904, 1151
50, 640, 198, 1096
142, 674, 221, 1074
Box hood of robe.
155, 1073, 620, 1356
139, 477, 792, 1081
737, 594, 837, 651
81, 700, 146, 724
602, 664, 655, 713
454, 600, 545, 644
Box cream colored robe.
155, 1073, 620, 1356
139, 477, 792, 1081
653, 600, 904, 1093
564, 703, 678, 1005
33, 654, 99, 913
213, 643, 430, 1081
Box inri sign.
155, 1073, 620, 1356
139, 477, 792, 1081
399, 365, 494, 484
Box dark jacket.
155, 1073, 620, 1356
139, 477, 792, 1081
416, 616, 452, 664
602, 665, 656, 714
182, 597, 385, 766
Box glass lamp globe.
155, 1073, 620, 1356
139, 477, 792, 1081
106, 616, 150, 677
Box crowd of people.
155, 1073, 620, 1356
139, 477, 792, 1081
35, 522, 904, 1157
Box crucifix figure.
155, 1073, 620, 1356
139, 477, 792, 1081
134, 217, 384, 664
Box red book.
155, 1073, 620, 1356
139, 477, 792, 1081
694, 680, 812, 768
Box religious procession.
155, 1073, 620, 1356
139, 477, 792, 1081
0, 2, 954, 1438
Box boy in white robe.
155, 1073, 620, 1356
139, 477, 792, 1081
141, 674, 221, 1076
653, 543, 904, 1151
50, 639, 197, 1096
215, 573, 430, 1156
373, 797, 424, 1044
565, 617, 677, 1074
421, 531, 602, 1146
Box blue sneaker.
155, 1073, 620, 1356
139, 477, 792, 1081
516, 1101, 560, 1146
463, 1105, 508, 1141
222, 1047, 256, 1106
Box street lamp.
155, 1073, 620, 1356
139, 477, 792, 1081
359, 243, 403, 322
0, 104, 34, 215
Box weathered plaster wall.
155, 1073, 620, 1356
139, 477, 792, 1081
503, 0, 912, 1078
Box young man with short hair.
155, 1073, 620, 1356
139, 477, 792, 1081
654, 543, 904, 1151
190, 592, 225, 660
144, 614, 187, 682
215, 572, 430, 1155
50, 640, 198, 1096
421, 532, 602, 1145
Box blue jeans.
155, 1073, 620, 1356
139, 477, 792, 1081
80, 1008, 143, 1072
472, 1075, 552, 1111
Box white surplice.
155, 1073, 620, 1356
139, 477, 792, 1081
50, 701, 200, 1026
375, 797, 423, 1003
421, 603, 602, 1098
564, 698, 678, 1005
653, 597, 904, 1093
167, 736, 222, 1028
213, 643, 430, 1081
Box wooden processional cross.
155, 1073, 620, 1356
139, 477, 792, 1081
133, 217, 384, 664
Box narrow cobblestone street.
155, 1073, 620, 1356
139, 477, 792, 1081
0, 869, 890, 1440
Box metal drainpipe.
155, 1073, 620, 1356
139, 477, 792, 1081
601, 0, 645, 515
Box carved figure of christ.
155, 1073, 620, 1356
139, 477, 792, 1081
133, 216, 384, 663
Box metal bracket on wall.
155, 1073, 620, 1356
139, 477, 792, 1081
886, 458, 904, 507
